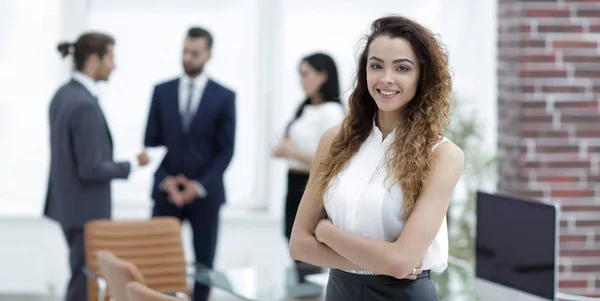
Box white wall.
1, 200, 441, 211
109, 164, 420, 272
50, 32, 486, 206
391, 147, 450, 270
0, 0, 72, 295
0, 0, 61, 216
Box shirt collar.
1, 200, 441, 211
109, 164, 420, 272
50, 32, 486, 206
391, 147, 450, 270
181, 72, 208, 88
372, 118, 396, 144
72, 71, 98, 98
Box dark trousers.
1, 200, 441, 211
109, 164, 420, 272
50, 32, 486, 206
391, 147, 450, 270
326, 269, 440, 301
62, 227, 86, 301
152, 199, 221, 301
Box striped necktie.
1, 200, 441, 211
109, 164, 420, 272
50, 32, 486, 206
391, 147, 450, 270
182, 82, 195, 131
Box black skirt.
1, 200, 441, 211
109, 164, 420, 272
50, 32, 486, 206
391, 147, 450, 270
326, 269, 440, 301
284, 170, 310, 240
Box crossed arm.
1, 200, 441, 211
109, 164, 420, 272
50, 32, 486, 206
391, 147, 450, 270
289, 126, 465, 279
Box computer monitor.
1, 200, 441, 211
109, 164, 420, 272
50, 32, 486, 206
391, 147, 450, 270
475, 191, 560, 301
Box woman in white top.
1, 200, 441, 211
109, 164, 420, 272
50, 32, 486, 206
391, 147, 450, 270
273, 53, 345, 277
289, 16, 464, 300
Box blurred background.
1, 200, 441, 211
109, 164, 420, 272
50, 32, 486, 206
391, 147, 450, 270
1, 0, 599, 300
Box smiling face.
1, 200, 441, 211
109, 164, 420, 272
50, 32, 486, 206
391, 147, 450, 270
366, 35, 421, 114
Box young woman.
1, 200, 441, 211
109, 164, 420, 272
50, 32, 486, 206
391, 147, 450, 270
289, 15, 464, 300
273, 53, 345, 243
273, 52, 345, 280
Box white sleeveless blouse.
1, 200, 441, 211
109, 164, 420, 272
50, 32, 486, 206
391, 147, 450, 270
323, 124, 449, 274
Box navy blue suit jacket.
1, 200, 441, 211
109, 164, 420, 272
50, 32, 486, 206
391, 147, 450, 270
144, 78, 236, 206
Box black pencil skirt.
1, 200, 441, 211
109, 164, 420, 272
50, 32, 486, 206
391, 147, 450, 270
284, 170, 310, 240
326, 269, 440, 301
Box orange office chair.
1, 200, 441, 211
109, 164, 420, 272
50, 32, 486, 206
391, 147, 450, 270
83, 217, 189, 301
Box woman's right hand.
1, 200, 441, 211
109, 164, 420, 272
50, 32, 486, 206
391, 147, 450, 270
272, 142, 285, 157
272, 139, 291, 158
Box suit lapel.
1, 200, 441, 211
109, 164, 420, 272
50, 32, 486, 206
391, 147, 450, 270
99, 111, 113, 147
70, 80, 113, 147
165, 79, 185, 135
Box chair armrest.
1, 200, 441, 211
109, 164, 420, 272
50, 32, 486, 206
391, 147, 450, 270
82, 267, 102, 279
186, 262, 203, 268
82, 267, 107, 301
163, 291, 190, 300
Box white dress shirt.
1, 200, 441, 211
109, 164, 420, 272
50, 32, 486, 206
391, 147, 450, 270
287, 102, 345, 172
179, 73, 209, 119
71, 72, 139, 171
323, 123, 449, 275
72, 72, 98, 98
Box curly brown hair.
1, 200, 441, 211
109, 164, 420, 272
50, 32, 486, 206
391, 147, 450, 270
315, 15, 453, 219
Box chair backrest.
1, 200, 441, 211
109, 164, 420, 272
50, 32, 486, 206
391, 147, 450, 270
97, 250, 145, 301
126, 282, 184, 301
84, 217, 188, 301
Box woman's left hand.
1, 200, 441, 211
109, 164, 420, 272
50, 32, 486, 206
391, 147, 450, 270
315, 219, 333, 243
402, 260, 424, 280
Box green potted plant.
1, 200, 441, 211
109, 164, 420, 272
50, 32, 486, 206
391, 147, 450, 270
432, 95, 498, 300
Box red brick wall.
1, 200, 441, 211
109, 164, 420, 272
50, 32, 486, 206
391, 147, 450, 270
497, 0, 600, 298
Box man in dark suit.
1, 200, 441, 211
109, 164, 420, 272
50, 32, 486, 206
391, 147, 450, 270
45, 32, 149, 301
143, 27, 236, 301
